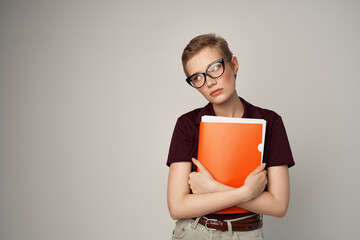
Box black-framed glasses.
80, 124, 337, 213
185, 58, 231, 88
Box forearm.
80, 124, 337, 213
211, 166, 290, 218
168, 187, 251, 220
168, 161, 268, 220
237, 191, 288, 218
211, 183, 287, 217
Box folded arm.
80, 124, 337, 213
167, 160, 267, 220
189, 159, 290, 218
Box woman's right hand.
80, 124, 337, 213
243, 163, 268, 200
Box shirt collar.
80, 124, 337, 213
195, 102, 215, 125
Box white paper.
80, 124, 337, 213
201, 115, 266, 124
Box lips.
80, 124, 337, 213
210, 88, 223, 96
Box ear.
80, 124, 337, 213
231, 56, 239, 76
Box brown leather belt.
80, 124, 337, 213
198, 214, 262, 232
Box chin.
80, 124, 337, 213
208, 95, 229, 105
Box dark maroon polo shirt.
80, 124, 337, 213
166, 97, 295, 220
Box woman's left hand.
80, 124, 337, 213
188, 158, 219, 194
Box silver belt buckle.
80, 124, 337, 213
205, 218, 219, 231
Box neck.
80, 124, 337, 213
213, 91, 244, 118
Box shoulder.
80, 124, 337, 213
169, 106, 203, 139
178, 107, 202, 122
242, 98, 282, 124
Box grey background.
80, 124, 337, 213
1, 0, 359, 239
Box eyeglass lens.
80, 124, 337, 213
189, 60, 225, 88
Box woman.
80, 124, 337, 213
167, 33, 295, 239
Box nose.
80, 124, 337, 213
206, 76, 217, 87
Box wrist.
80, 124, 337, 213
210, 179, 231, 192
238, 185, 253, 202
210, 179, 221, 192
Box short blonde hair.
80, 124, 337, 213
181, 33, 233, 75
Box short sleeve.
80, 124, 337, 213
166, 118, 193, 166
265, 115, 295, 168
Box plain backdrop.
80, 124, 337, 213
1, 0, 359, 239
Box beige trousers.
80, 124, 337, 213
171, 217, 264, 240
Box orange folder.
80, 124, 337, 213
197, 115, 266, 214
